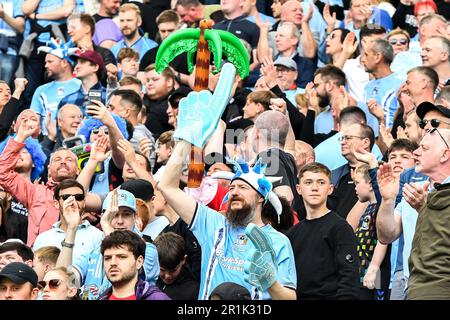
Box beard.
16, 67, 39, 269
226, 196, 256, 228
318, 93, 330, 108
124, 28, 138, 40
107, 268, 136, 287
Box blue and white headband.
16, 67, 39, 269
211, 158, 283, 223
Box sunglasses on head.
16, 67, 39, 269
419, 118, 450, 129
389, 38, 408, 45
92, 128, 108, 135
38, 279, 62, 290
59, 194, 85, 201
427, 127, 450, 149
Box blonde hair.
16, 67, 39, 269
120, 3, 141, 16
387, 28, 410, 42
295, 93, 308, 109
354, 164, 371, 183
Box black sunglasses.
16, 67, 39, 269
427, 127, 450, 149
59, 194, 85, 201
389, 38, 408, 45
38, 279, 62, 290
419, 118, 450, 129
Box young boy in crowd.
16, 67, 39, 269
286, 162, 360, 300
117, 48, 140, 79
154, 232, 199, 300
353, 164, 389, 300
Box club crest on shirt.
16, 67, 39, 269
57, 87, 65, 96
361, 215, 371, 231
233, 233, 248, 252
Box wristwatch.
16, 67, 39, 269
61, 240, 75, 248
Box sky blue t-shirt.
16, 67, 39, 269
0, 0, 24, 55
391, 41, 422, 79
23, 0, 66, 43
314, 102, 380, 136
341, 7, 393, 42
73, 228, 159, 300
191, 203, 297, 300
110, 36, 157, 63
363, 72, 404, 128
246, 13, 276, 26
314, 131, 383, 171
30, 78, 81, 135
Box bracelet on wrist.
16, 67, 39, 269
61, 240, 75, 248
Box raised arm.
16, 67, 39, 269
376, 163, 403, 244
255, 16, 272, 62
300, 5, 317, 59
158, 141, 197, 225
24, 0, 75, 20
76, 136, 109, 191
117, 138, 157, 188
86, 100, 126, 169
160, 63, 237, 225
0, 4, 25, 34
56, 195, 82, 269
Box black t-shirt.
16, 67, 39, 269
0, 198, 29, 243
286, 211, 360, 300
213, 16, 260, 48
256, 148, 302, 214
143, 96, 174, 139
162, 218, 201, 281
156, 267, 199, 300
329, 164, 359, 219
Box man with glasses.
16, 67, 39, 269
56, 189, 160, 300
272, 57, 304, 106
273, 22, 316, 89
416, 101, 450, 130
329, 122, 375, 219
377, 127, 450, 300
32, 179, 103, 264
0, 113, 105, 247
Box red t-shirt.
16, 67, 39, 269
109, 293, 137, 300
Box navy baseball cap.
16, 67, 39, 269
416, 101, 450, 120
0, 262, 38, 287
120, 179, 155, 202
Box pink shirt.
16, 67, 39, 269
0, 139, 59, 246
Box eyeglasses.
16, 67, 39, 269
59, 194, 85, 201
338, 135, 365, 142
91, 127, 109, 135
326, 33, 337, 40
276, 67, 295, 73
38, 279, 62, 290
427, 127, 450, 149
419, 118, 450, 129
388, 38, 408, 46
